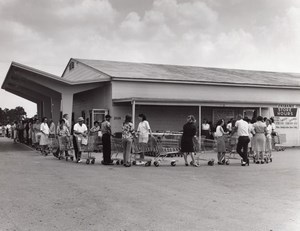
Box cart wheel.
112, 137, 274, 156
154, 161, 159, 167
116, 160, 120, 165
225, 160, 230, 165
86, 159, 90, 164
132, 161, 136, 166
171, 161, 176, 166
91, 159, 95, 164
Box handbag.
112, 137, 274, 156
81, 137, 88, 145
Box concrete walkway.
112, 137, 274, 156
0, 137, 299, 231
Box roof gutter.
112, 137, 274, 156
111, 77, 300, 90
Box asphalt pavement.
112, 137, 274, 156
0, 137, 299, 231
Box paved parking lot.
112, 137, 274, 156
0, 137, 299, 231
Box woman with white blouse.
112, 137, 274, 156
215, 119, 228, 165
40, 117, 50, 156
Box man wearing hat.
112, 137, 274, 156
73, 117, 88, 162
101, 114, 113, 165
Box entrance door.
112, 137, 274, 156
90, 109, 108, 127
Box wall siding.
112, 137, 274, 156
112, 81, 300, 106
73, 83, 112, 127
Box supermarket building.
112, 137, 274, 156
2, 58, 300, 146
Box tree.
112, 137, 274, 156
0, 106, 27, 124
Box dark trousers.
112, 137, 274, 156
18, 130, 24, 143
236, 136, 250, 162
102, 133, 111, 163
73, 136, 81, 160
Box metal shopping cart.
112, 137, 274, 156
194, 136, 216, 166
152, 137, 179, 167
111, 137, 124, 165
74, 134, 97, 164
131, 137, 154, 167
57, 135, 74, 161
273, 133, 286, 151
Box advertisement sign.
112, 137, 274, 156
273, 105, 298, 129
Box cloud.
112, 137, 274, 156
1, 0, 300, 116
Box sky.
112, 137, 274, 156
0, 0, 300, 117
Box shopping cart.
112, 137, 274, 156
74, 134, 97, 164
57, 135, 74, 161
223, 134, 240, 165
111, 137, 124, 165
48, 135, 59, 157
152, 137, 179, 167
193, 137, 216, 166
131, 137, 154, 167
273, 133, 286, 151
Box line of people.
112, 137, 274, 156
4, 113, 154, 167
3, 112, 277, 167
214, 115, 276, 166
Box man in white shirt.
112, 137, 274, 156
73, 117, 88, 162
233, 114, 250, 166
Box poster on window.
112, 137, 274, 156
273, 106, 298, 129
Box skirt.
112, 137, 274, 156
181, 136, 194, 153
138, 134, 149, 144
265, 135, 272, 152
39, 133, 49, 146
254, 133, 266, 152
216, 136, 226, 153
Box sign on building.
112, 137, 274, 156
273, 105, 298, 129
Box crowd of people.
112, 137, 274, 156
1, 112, 278, 167
200, 115, 277, 166
0, 113, 153, 167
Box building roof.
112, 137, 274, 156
71, 58, 300, 88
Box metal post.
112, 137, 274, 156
132, 100, 136, 129
198, 105, 202, 150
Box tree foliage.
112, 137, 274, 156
0, 106, 27, 125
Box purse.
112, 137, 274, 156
81, 137, 88, 145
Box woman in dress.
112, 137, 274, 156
181, 115, 198, 167
265, 119, 272, 160
57, 119, 71, 159
215, 119, 228, 165
33, 118, 41, 150
40, 117, 50, 156
122, 115, 135, 167
137, 114, 152, 160
253, 116, 267, 164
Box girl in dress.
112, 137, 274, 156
215, 119, 229, 165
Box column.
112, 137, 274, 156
61, 93, 74, 123
198, 105, 202, 150
132, 100, 136, 128
51, 97, 61, 124
37, 102, 42, 118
